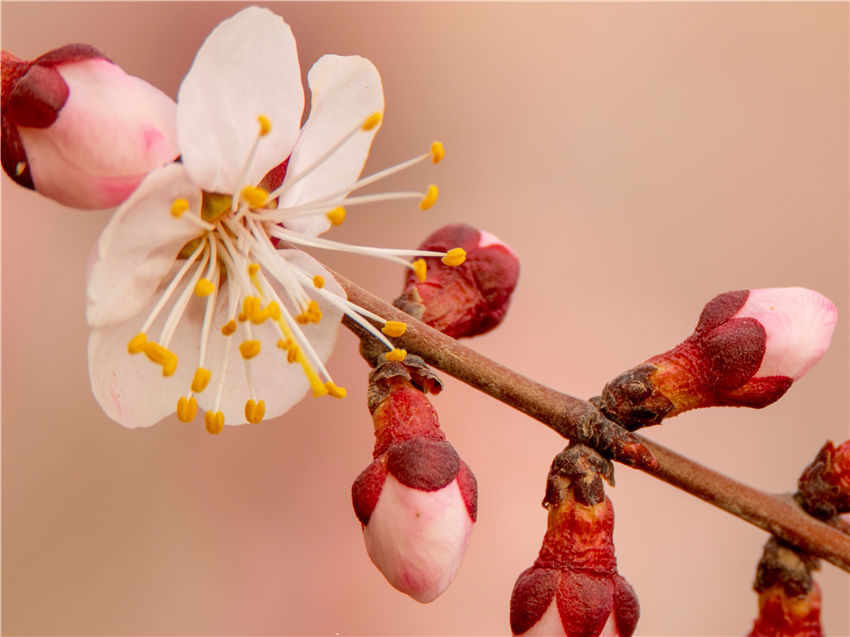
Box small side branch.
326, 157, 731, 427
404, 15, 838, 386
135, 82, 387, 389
334, 271, 850, 573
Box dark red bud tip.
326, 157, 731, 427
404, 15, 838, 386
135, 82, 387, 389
557, 571, 614, 637
351, 456, 388, 526
612, 575, 640, 637
5, 64, 69, 127
387, 437, 459, 491
797, 440, 850, 519
399, 223, 519, 339
1, 116, 34, 189
510, 567, 559, 635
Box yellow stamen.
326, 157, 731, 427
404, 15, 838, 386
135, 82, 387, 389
192, 368, 211, 393
239, 296, 262, 322
257, 114, 272, 136
430, 141, 445, 164
286, 345, 300, 364
325, 381, 347, 399
170, 198, 190, 217
205, 410, 224, 434
241, 186, 268, 208
419, 185, 439, 210
441, 247, 467, 267
382, 321, 408, 337
313, 275, 325, 289
162, 354, 178, 377
362, 111, 382, 131
221, 320, 237, 336
248, 263, 260, 276
176, 396, 198, 422
252, 301, 281, 324
326, 206, 346, 226
412, 258, 427, 282
296, 300, 322, 324
128, 332, 147, 354
239, 340, 261, 359
143, 341, 170, 365
272, 317, 327, 398
385, 348, 407, 362
244, 399, 266, 424
277, 338, 294, 351
194, 278, 215, 297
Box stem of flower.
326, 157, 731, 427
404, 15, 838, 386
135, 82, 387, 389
333, 271, 850, 573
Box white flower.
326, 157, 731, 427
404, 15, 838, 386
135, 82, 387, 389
86, 7, 462, 431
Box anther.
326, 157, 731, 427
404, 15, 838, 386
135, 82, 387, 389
257, 114, 272, 136
419, 185, 439, 210
221, 320, 237, 336
205, 410, 225, 434
177, 396, 198, 422
286, 345, 300, 364
240, 340, 261, 359
385, 348, 407, 362
239, 296, 262, 321
240, 186, 268, 208
162, 354, 178, 377
326, 207, 346, 226
430, 141, 445, 164
296, 300, 322, 324
128, 332, 148, 354
195, 278, 215, 297
362, 111, 383, 131
244, 399, 266, 424
441, 247, 467, 267
412, 258, 427, 282
170, 198, 190, 217
192, 368, 211, 393
248, 263, 260, 276
382, 321, 408, 337
143, 341, 170, 365
325, 381, 347, 399
313, 275, 325, 289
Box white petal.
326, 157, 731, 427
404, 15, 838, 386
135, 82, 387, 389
86, 163, 203, 328
177, 7, 304, 194
20, 58, 178, 209
280, 55, 384, 236
736, 287, 838, 380
364, 474, 473, 603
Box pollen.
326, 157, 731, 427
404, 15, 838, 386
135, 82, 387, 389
362, 111, 383, 131
286, 345, 300, 364
419, 185, 439, 210
205, 410, 225, 434
221, 320, 237, 336
162, 354, 178, 377
177, 396, 198, 422
128, 332, 148, 354
277, 338, 294, 351
170, 198, 190, 217
257, 114, 272, 136
296, 300, 322, 324
248, 263, 260, 276
239, 340, 261, 359
191, 368, 211, 393
194, 278, 215, 297
325, 381, 347, 399
244, 399, 266, 424
241, 186, 268, 208
326, 206, 346, 226
442, 247, 467, 267
252, 301, 281, 324
412, 258, 427, 282
239, 296, 262, 322
430, 141, 445, 164
385, 348, 407, 362
382, 321, 408, 337
312, 275, 325, 289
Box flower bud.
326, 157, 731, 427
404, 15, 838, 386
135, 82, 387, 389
797, 440, 850, 520
351, 359, 477, 603
510, 445, 639, 637
597, 288, 837, 430
394, 223, 519, 338
2, 45, 177, 209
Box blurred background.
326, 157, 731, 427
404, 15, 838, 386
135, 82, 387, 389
2, 2, 848, 635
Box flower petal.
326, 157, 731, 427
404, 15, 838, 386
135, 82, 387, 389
18, 58, 178, 209
280, 54, 384, 236
86, 163, 203, 327
736, 287, 837, 380
177, 7, 303, 194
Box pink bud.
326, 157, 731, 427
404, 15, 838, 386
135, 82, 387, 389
395, 224, 519, 338
2, 45, 177, 209
351, 362, 477, 603
598, 288, 837, 430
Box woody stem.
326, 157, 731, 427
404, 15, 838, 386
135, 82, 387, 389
333, 271, 850, 573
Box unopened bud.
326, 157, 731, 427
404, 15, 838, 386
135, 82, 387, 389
597, 288, 837, 430
394, 224, 519, 338
2, 45, 178, 209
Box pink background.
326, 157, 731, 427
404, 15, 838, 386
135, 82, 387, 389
2, 3, 848, 635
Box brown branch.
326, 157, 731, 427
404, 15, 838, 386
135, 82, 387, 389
333, 271, 850, 573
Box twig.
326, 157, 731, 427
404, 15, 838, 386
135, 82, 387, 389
334, 271, 850, 573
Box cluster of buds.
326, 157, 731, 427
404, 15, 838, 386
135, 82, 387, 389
394, 223, 519, 339
510, 445, 639, 637
2, 45, 177, 208
351, 356, 477, 603
596, 288, 837, 430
